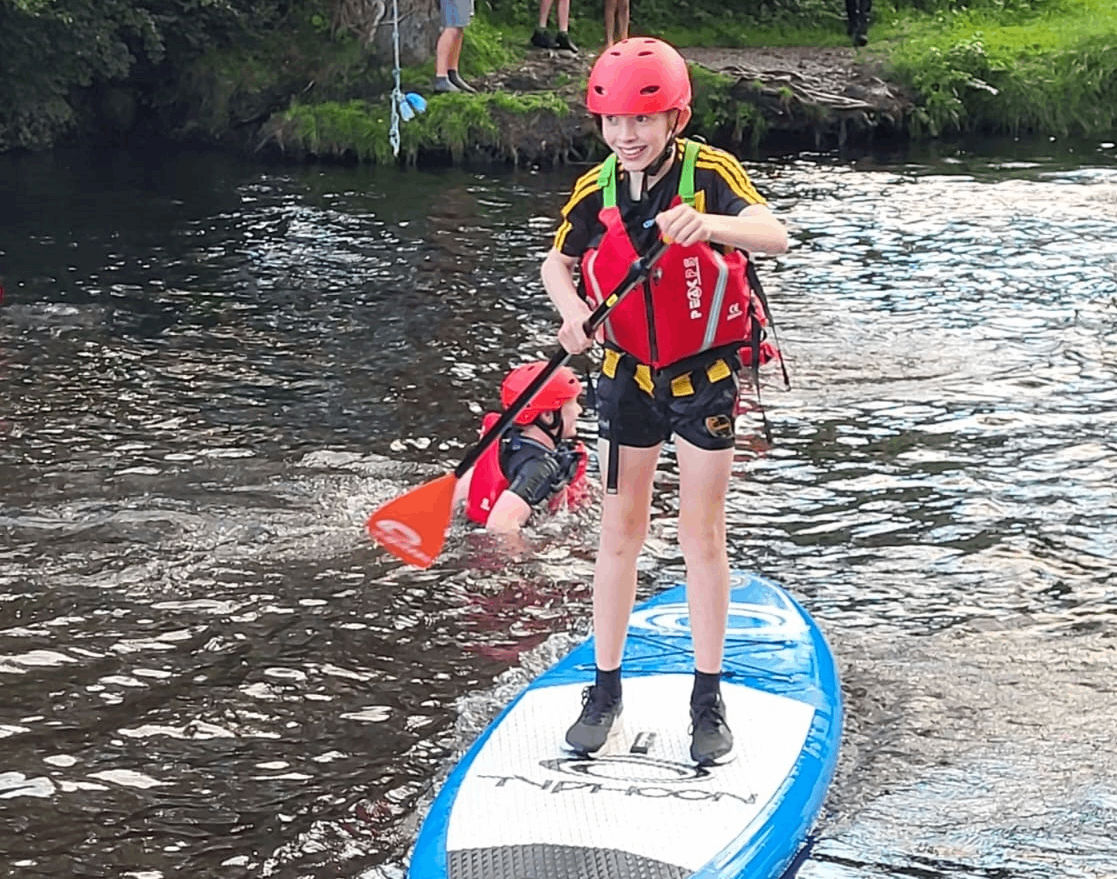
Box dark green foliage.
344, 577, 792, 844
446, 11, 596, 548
0, 0, 300, 149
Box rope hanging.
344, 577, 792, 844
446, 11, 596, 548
389, 0, 403, 156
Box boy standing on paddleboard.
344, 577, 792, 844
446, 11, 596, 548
541, 37, 789, 764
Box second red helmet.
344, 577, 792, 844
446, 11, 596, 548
501, 362, 583, 425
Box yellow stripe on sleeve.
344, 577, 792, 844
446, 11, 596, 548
559, 164, 605, 217
553, 163, 605, 252
553, 219, 573, 252
695, 146, 767, 205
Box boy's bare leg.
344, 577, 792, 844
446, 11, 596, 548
591, 440, 660, 670
676, 437, 733, 674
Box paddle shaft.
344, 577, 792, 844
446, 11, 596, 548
453, 240, 668, 479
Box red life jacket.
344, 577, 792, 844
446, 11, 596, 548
580, 140, 761, 369
464, 413, 588, 525
465, 413, 507, 525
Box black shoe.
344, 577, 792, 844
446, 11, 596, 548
690, 694, 733, 765
530, 27, 557, 49
448, 70, 477, 93
555, 31, 579, 53
565, 685, 622, 754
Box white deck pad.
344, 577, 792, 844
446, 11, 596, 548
446, 674, 815, 871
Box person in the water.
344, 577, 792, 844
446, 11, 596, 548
453, 361, 588, 533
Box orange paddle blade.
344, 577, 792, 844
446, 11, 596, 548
365, 472, 458, 569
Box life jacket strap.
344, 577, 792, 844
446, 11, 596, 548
598, 154, 618, 209
599, 346, 623, 494
606, 433, 620, 494
745, 260, 790, 391
679, 139, 700, 207
602, 345, 736, 398
598, 139, 702, 210
742, 301, 773, 444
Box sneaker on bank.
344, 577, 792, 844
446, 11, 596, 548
565, 685, 622, 754
554, 30, 578, 53
448, 70, 477, 93
433, 76, 460, 93
689, 693, 733, 765
530, 27, 557, 49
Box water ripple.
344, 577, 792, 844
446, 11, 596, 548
1, 142, 1115, 877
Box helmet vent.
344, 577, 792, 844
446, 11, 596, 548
640, 85, 660, 95
594, 85, 606, 95
637, 50, 654, 56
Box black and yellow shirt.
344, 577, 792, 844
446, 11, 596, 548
552, 139, 767, 258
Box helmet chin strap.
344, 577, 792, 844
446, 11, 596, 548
533, 410, 565, 445
635, 112, 681, 200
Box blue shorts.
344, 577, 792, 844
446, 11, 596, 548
441, 0, 474, 28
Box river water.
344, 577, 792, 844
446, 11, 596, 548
1, 138, 1115, 879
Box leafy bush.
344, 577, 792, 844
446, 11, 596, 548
0, 0, 299, 149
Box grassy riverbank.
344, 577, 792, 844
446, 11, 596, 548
3, 0, 1111, 160
876, 0, 1117, 136
260, 12, 768, 165
261, 0, 1117, 164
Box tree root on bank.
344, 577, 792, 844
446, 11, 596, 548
723, 63, 881, 110
683, 47, 913, 145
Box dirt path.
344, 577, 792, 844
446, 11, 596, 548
683, 45, 878, 90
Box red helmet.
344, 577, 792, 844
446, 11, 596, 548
586, 37, 692, 116
501, 362, 583, 425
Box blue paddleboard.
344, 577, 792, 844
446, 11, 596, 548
409, 571, 842, 879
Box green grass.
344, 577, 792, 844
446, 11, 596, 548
875, 0, 1117, 135
688, 64, 767, 148
266, 90, 570, 164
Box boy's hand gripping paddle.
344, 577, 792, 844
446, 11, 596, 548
366, 239, 669, 568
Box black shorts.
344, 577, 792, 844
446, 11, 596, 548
595, 348, 741, 451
